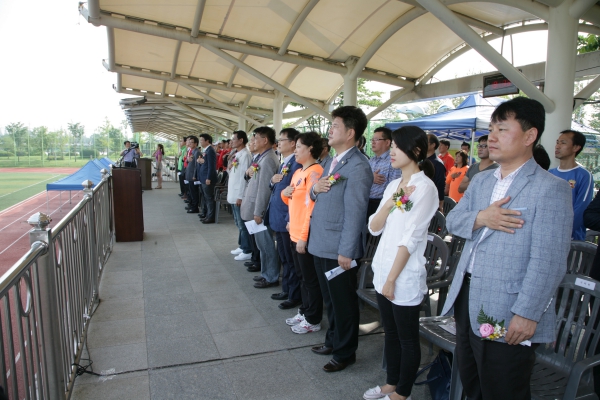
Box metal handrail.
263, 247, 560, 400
0, 169, 114, 399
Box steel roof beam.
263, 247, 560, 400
416, 0, 554, 111
278, 0, 320, 56
367, 87, 414, 120
171, 41, 182, 79
191, 0, 207, 37
168, 101, 233, 133
571, 0, 599, 19
227, 54, 248, 87
203, 44, 332, 121
107, 27, 116, 70
574, 74, 600, 109
397, 0, 549, 20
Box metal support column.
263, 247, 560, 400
541, 0, 578, 168
273, 91, 284, 134
343, 57, 358, 107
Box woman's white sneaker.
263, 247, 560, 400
363, 386, 394, 399
291, 319, 321, 334
285, 311, 305, 326
230, 247, 243, 255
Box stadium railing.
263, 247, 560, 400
0, 169, 114, 399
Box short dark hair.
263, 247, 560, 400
221, 139, 227, 143
199, 133, 213, 144
461, 142, 471, 149
533, 144, 551, 170
232, 130, 248, 145
188, 135, 199, 145
374, 126, 392, 141
280, 128, 300, 142
124, 140, 131, 145
560, 129, 586, 156
226, 139, 231, 143
392, 126, 435, 180
296, 131, 324, 159
427, 134, 439, 150
253, 126, 276, 145
439, 139, 451, 148
331, 106, 368, 141
455, 150, 469, 167
181, 136, 187, 141
491, 96, 545, 146
321, 137, 331, 151
477, 135, 489, 143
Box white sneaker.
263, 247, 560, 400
363, 386, 394, 399
230, 247, 243, 255
285, 311, 305, 326
234, 252, 252, 261
291, 319, 321, 334
381, 396, 410, 400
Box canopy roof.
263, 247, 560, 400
80, 0, 600, 139
47, 160, 108, 191
385, 94, 599, 140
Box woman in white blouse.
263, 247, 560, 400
363, 126, 438, 400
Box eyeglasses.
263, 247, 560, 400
370, 138, 387, 143
477, 144, 488, 149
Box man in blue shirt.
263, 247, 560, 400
549, 129, 594, 240
367, 127, 401, 219
120, 141, 141, 167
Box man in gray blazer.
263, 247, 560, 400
442, 97, 573, 399
240, 127, 281, 288
308, 106, 373, 372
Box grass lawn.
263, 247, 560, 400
0, 172, 68, 212
0, 155, 120, 168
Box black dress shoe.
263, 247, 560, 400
198, 214, 206, 219
322, 355, 356, 373
246, 265, 261, 272
253, 276, 264, 282
254, 278, 279, 288
178, 193, 184, 197
184, 200, 190, 203
244, 261, 255, 267
311, 345, 333, 355
202, 219, 215, 224
271, 292, 289, 300
187, 209, 199, 213
279, 299, 302, 310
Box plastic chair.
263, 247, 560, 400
567, 240, 598, 276
586, 230, 600, 245
428, 210, 446, 237
443, 196, 457, 216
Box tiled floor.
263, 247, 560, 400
71, 181, 435, 400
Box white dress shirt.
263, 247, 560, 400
368, 171, 439, 305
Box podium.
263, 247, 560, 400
137, 158, 153, 190
112, 167, 144, 242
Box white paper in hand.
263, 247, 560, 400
325, 260, 358, 280
184, 180, 189, 184
194, 181, 201, 185
244, 220, 268, 235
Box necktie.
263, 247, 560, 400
329, 157, 338, 175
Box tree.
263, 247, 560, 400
67, 122, 85, 160
5, 122, 28, 162
578, 34, 600, 54
30, 126, 49, 159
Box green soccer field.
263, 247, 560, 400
0, 172, 68, 212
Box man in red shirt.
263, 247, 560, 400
438, 139, 454, 176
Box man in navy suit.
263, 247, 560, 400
197, 133, 218, 224
308, 106, 373, 372
264, 128, 302, 308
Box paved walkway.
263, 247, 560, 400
71, 181, 435, 400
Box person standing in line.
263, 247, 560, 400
184, 136, 201, 214
242, 135, 262, 272
367, 127, 402, 219
197, 134, 217, 224
318, 138, 332, 166
445, 150, 469, 203
153, 143, 164, 189
458, 135, 498, 194
363, 126, 438, 400
308, 106, 373, 372
461, 141, 477, 166
549, 129, 594, 240
177, 136, 188, 197
229, 131, 254, 260
438, 139, 455, 176
281, 131, 324, 334
426, 134, 446, 211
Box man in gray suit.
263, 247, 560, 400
443, 97, 573, 399
240, 127, 281, 288
308, 106, 373, 372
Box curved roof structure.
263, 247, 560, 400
80, 0, 600, 140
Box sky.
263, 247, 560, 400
0, 0, 550, 137
0, 0, 128, 135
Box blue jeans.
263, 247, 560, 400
231, 205, 252, 254
254, 227, 280, 283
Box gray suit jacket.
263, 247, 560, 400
442, 158, 573, 343
240, 149, 279, 221
308, 147, 373, 260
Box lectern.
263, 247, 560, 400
112, 167, 144, 242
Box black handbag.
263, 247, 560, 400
414, 350, 453, 400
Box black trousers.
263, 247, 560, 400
290, 242, 322, 325
313, 255, 359, 362
201, 182, 215, 219
276, 231, 301, 302
247, 226, 261, 266
376, 293, 421, 397
367, 198, 382, 222
178, 169, 186, 194
187, 182, 200, 210
454, 276, 538, 400
124, 161, 135, 168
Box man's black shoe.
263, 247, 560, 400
271, 292, 288, 300
322, 355, 356, 373
178, 193, 184, 197
202, 219, 215, 224
254, 278, 279, 288
279, 299, 302, 310
184, 200, 190, 203
311, 346, 333, 355
198, 214, 206, 219
246, 265, 261, 272
244, 261, 256, 267
187, 209, 199, 213
253, 276, 264, 282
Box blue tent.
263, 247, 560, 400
99, 157, 115, 168
46, 159, 106, 191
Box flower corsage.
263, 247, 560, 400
327, 173, 346, 185
477, 306, 506, 341
231, 156, 239, 171
389, 188, 413, 214
281, 166, 290, 176
251, 163, 260, 178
